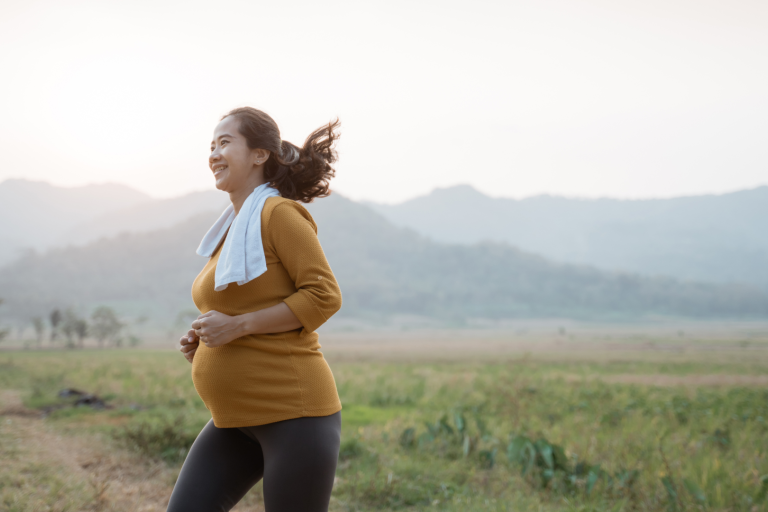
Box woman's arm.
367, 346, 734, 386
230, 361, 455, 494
267, 202, 342, 331
191, 201, 341, 349
191, 303, 302, 348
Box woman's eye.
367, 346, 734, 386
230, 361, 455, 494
221, 140, 228, 146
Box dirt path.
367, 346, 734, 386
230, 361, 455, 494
0, 391, 265, 512
1, 390, 175, 511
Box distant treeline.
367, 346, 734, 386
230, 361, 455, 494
0, 300, 140, 348
0, 195, 767, 327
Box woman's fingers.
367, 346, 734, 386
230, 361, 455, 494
191, 311, 216, 330
180, 341, 198, 353
182, 329, 199, 345
190, 313, 220, 339
179, 331, 199, 362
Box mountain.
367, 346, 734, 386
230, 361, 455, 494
367, 185, 768, 289
0, 209, 222, 324
0, 179, 151, 263
0, 179, 229, 265
1, 194, 766, 326
8, 179, 767, 293
61, 190, 229, 246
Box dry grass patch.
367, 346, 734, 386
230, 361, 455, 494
0, 389, 268, 512
1, 390, 170, 512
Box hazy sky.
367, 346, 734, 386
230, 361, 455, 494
1, 0, 766, 203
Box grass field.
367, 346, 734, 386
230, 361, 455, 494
1, 333, 767, 511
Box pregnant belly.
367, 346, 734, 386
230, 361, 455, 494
191, 341, 304, 417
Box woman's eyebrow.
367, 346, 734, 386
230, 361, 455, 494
211, 133, 236, 144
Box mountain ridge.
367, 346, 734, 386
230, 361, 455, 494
4, 178, 768, 297
1, 193, 766, 327
0, 179, 227, 265
367, 184, 768, 288
60, 190, 229, 246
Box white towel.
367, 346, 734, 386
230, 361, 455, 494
196, 183, 281, 291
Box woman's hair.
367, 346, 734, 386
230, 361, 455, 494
222, 107, 339, 203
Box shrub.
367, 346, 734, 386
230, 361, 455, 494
117, 414, 199, 463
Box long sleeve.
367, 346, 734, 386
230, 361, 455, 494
266, 201, 342, 333
191, 196, 342, 427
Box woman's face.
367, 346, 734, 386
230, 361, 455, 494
209, 116, 269, 192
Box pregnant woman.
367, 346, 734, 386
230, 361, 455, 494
169, 107, 343, 512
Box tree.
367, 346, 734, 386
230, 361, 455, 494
31, 317, 45, 349
61, 309, 78, 348
90, 306, 123, 348
0, 299, 9, 343
74, 318, 88, 349
61, 309, 88, 349
49, 309, 62, 343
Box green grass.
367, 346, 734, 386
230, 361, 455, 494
1, 349, 767, 511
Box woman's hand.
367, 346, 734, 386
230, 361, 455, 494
178, 329, 199, 363
191, 310, 244, 348
188, 304, 301, 349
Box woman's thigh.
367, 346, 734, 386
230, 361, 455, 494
242, 412, 341, 512
166, 419, 265, 512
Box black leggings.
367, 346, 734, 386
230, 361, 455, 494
166, 412, 341, 512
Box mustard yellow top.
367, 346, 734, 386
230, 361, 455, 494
190, 196, 342, 428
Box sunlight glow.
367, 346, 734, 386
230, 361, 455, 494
1, 0, 767, 202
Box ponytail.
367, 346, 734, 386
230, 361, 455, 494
223, 107, 340, 203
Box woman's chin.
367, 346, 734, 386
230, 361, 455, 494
214, 177, 229, 191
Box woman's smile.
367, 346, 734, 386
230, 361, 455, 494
211, 164, 230, 187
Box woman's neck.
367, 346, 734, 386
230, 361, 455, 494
229, 171, 267, 215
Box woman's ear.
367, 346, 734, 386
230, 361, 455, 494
253, 148, 271, 166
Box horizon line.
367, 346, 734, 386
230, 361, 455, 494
1, 177, 766, 205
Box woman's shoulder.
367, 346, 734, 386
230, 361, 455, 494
262, 196, 317, 232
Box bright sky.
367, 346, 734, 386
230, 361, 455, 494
1, 0, 767, 203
